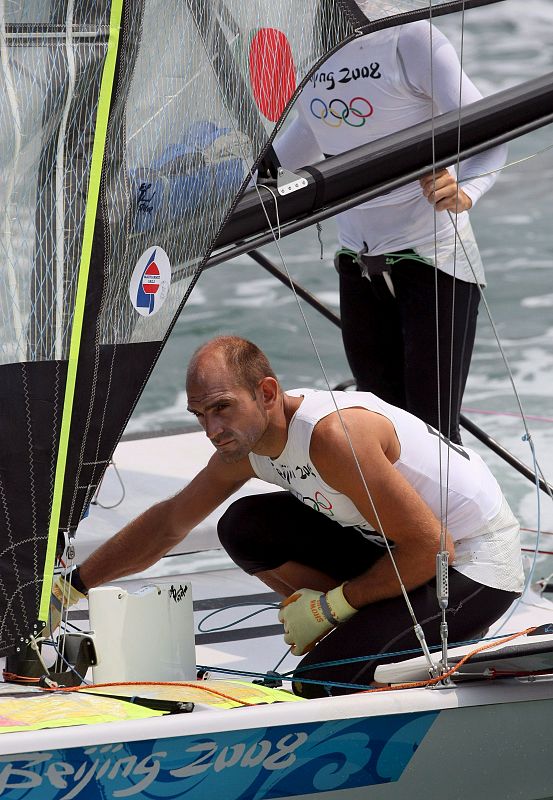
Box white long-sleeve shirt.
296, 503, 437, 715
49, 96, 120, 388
274, 22, 507, 282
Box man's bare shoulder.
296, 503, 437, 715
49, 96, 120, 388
310, 407, 385, 461
314, 405, 395, 437
307, 408, 397, 500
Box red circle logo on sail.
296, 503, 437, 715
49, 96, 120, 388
249, 28, 296, 122
141, 259, 161, 295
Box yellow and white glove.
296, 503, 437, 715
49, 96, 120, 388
278, 584, 358, 656
44, 570, 87, 638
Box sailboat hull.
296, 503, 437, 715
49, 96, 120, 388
0, 680, 552, 798
0, 429, 551, 798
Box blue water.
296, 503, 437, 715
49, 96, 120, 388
128, 1, 553, 577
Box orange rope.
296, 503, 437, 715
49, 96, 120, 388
361, 626, 537, 694
2, 672, 41, 683
4, 627, 538, 703
522, 527, 553, 537
40, 680, 262, 707
490, 668, 552, 678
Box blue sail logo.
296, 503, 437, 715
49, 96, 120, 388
136, 249, 161, 314
130, 245, 171, 317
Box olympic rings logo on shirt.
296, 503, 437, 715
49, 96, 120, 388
302, 491, 334, 516
310, 96, 374, 127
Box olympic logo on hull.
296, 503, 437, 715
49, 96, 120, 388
310, 96, 374, 127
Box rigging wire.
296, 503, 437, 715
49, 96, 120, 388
424, 8, 488, 679
90, 460, 126, 510
42, 633, 91, 686
255, 184, 281, 238
462, 407, 553, 424
448, 0, 468, 514
447, 213, 553, 498
459, 141, 553, 185
423, 0, 552, 659
245, 177, 439, 673
428, 0, 455, 676
428, 1, 446, 538
446, 210, 553, 630
186, 0, 524, 683
52, 536, 81, 675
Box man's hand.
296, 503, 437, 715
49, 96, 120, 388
420, 168, 472, 213
278, 584, 358, 656
44, 573, 87, 638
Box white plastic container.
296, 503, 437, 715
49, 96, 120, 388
88, 582, 196, 683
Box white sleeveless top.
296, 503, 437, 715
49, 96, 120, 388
248, 390, 524, 592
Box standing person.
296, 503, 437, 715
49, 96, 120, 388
273, 15, 507, 443
51, 336, 523, 697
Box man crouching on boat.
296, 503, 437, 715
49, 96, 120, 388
55, 335, 524, 697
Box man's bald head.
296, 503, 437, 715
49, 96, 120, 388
186, 336, 278, 397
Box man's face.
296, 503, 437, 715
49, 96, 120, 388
186, 363, 269, 463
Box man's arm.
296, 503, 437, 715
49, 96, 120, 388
399, 22, 507, 211
79, 453, 254, 590
273, 112, 324, 171
310, 409, 454, 610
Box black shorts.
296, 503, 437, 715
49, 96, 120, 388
218, 491, 520, 697
218, 490, 387, 579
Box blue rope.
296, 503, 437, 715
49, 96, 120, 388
195, 663, 373, 693
197, 628, 532, 687
197, 602, 280, 633
196, 590, 541, 691
285, 629, 535, 676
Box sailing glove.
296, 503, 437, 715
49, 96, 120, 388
44, 567, 87, 638
278, 584, 358, 656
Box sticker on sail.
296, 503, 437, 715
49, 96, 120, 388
248, 28, 296, 122
129, 246, 171, 316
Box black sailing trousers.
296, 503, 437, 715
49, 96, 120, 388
218, 492, 519, 698
337, 251, 480, 444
